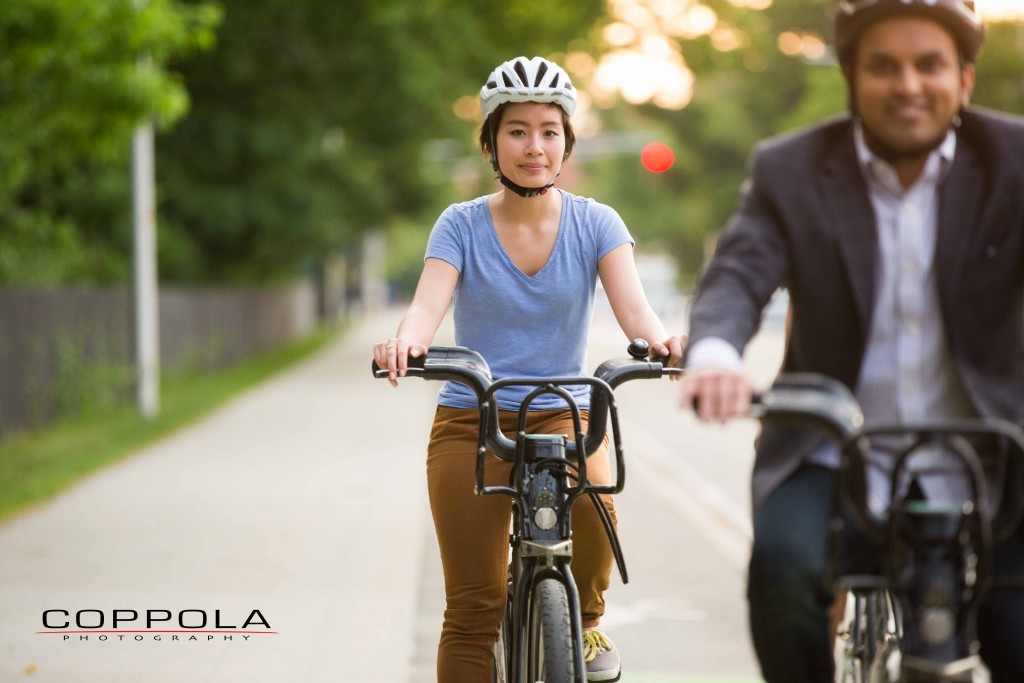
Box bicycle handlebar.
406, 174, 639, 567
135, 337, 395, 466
372, 342, 681, 460
751, 373, 1024, 542
749, 373, 866, 440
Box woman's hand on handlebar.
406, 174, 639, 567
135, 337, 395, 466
649, 334, 686, 381
679, 365, 754, 424
373, 337, 428, 387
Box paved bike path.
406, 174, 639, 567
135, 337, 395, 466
0, 308, 766, 682
401, 312, 767, 683
0, 311, 440, 682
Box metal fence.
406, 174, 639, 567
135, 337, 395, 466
0, 281, 318, 442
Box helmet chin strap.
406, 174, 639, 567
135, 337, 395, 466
497, 174, 556, 198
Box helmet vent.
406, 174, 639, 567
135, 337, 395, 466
534, 61, 549, 86
480, 56, 578, 119
513, 60, 529, 85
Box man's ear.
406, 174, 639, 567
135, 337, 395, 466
960, 63, 976, 107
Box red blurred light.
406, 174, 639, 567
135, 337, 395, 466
640, 142, 675, 173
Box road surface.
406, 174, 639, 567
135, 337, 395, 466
0, 306, 785, 682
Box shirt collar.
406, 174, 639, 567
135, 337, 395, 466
854, 121, 956, 195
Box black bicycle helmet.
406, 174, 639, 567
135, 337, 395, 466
834, 0, 985, 66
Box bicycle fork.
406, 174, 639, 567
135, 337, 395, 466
509, 434, 588, 683
888, 501, 985, 682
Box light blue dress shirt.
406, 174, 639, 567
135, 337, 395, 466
688, 125, 985, 512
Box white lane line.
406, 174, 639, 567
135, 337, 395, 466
620, 417, 753, 572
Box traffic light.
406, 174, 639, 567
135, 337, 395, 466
640, 142, 674, 173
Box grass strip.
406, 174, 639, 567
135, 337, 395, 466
0, 326, 339, 524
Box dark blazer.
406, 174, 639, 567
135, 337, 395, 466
687, 107, 1024, 516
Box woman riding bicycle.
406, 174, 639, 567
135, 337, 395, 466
373, 55, 684, 682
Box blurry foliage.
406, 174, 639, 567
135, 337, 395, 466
0, 0, 603, 285
383, 219, 432, 303
0, 0, 220, 284
972, 22, 1024, 114
156, 0, 605, 282
579, 0, 1023, 287
2, 0, 1021, 288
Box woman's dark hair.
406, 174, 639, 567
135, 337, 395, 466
478, 101, 576, 168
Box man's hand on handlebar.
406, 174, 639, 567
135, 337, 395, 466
679, 365, 754, 424
373, 337, 428, 387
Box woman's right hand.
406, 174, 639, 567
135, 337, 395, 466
373, 337, 428, 388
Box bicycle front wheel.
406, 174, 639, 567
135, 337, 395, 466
492, 591, 512, 683
527, 577, 576, 683
836, 589, 897, 683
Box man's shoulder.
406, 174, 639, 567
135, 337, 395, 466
959, 107, 1024, 170
749, 115, 854, 171
962, 106, 1024, 131
961, 107, 1024, 143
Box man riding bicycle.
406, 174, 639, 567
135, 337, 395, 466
679, 1, 1024, 680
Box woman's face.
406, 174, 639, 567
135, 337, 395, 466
493, 102, 566, 190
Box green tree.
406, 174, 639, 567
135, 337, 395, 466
156, 0, 605, 283
0, 0, 220, 284
973, 22, 1024, 114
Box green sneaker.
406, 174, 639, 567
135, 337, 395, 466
583, 630, 621, 682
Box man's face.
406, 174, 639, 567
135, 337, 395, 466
851, 15, 974, 158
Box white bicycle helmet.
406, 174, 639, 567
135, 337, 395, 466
480, 56, 577, 120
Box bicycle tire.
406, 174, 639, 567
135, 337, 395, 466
492, 590, 512, 683
492, 617, 510, 683
837, 589, 893, 683
837, 591, 867, 683
527, 577, 576, 683
865, 591, 899, 683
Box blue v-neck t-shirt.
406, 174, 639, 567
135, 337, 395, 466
424, 190, 633, 411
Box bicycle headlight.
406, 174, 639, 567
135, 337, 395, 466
534, 507, 558, 530
534, 490, 558, 530
920, 606, 956, 645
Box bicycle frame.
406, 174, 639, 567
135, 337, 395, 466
508, 427, 586, 682
373, 342, 678, 683
480, 378, 628, 683
835, 422, 1024, 681
836, 583, 902, 683
753, 373, 1024, 682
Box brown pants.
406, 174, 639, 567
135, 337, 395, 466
427, 406, 618, 682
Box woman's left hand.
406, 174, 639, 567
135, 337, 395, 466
647, 334, 687, 381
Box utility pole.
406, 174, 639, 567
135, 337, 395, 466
132, 100, 160, 418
